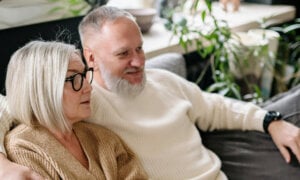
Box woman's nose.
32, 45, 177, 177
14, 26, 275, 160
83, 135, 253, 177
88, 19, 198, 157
82, 78, 93, 93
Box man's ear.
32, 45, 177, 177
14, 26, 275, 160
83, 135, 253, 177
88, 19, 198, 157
83, 48, 98, 70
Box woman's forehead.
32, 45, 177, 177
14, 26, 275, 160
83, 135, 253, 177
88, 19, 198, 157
68, 55, 84, 69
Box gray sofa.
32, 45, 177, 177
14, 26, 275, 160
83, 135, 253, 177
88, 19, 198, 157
146, 53, 300, 180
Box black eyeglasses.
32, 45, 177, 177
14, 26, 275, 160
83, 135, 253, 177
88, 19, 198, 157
65, 67, 94, 91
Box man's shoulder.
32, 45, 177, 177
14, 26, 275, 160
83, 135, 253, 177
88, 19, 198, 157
146, 68, 184, 81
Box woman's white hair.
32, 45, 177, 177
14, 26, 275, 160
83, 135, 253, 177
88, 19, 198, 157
5, 40, 79, 133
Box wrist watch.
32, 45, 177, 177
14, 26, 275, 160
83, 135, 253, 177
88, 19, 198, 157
263, 111, 282, 134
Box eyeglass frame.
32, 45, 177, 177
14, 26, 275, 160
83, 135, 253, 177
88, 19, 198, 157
65, 67, 94, 91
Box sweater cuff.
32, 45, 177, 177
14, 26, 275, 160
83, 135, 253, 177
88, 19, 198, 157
0, 136, 7, 156
252, 109, 268, 132
0, 95, 12, 155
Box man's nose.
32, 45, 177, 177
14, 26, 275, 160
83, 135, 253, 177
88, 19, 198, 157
130, 53, 145, 67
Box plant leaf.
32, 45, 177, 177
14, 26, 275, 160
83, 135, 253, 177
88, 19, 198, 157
283, 24, 300, 34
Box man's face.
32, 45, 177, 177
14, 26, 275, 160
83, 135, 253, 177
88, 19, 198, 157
85, 17, 146, 97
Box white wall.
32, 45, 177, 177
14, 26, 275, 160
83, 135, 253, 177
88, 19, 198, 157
0, 0, 90, 29
0, 0, 158, 30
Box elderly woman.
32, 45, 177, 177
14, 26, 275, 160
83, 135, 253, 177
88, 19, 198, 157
4, 40, 148, 179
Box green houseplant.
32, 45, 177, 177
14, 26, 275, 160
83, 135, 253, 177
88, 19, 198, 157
163, 0, 265, 102
48, 0, 108, 17
162, 0, 287, 103
268, 18, 300, 95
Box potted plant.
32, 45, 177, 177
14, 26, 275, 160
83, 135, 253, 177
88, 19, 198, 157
162, 0, 292, 103
268, 18, 300, 94
163, 0, 253, 100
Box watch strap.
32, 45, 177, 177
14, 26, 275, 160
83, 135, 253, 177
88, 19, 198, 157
263, 111, 282, 134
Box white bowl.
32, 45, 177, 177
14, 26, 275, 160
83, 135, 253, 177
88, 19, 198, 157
124, 8, 157, 33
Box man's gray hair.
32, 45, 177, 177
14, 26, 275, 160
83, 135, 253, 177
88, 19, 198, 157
78, 6, 135, 46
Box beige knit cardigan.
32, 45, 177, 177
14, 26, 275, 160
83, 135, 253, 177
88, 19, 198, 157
5, 122, 148, 180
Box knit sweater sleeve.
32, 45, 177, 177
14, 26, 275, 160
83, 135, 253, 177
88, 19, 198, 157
155, 69, 267, 132
0, 95, 19, 155
184, 81, 267, 132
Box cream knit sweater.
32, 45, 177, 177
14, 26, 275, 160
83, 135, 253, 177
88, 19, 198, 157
5, 122, 148, 180
88, 69, 267, 180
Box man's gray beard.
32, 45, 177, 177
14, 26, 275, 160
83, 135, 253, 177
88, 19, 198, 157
100, 65, 146, 98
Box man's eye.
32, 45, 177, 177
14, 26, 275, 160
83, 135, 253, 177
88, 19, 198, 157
137, 46, 144, 52
118, 51, 129, 56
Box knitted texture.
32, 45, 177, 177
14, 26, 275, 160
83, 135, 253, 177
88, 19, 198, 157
0, 94, 14, 155
5, 122, 148, 179
88, 69, 266, 179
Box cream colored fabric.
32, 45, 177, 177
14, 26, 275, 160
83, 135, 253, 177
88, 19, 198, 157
0, 95, 15, 155
88, 68, 266, 179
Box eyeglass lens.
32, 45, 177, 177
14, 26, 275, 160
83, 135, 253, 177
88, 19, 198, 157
73, 70, 93, 91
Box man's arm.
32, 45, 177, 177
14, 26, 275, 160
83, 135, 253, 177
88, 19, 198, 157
0, 153, 43, 180
0, 95, 43, 179
268, 120, 300, 164
0, 94, 16, 155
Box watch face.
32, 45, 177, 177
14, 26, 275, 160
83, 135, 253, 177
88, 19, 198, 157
263, 111, 282, 133
269, 111, 282, 120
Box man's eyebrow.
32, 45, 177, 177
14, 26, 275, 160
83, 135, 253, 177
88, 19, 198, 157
112, 47, 128, 55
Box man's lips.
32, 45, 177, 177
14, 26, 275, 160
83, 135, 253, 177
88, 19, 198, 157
126, 71, 142, 76
124, 68, 144, 77
124, 67, 144, 74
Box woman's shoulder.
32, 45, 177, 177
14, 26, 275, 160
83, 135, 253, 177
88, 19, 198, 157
5, 124, 53, 152
6, 124, 36, 140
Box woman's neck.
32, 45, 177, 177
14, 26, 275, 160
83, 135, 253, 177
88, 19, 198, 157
49, 128, 89, 169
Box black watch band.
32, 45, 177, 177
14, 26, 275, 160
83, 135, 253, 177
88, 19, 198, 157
263, 111, 282, 134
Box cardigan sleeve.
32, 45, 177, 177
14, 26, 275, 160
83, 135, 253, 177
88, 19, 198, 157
114, 137, 149, 180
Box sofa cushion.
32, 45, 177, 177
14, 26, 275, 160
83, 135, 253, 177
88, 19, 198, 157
261, 84, 300, 127
201, 86, 300, 180
145, 53, 187, 79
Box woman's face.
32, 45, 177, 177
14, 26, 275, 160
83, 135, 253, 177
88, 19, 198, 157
63, 53, 92, 124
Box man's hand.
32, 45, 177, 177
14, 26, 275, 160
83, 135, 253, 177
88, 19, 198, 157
0, 153, 43, 180
268, 120, 300, 164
